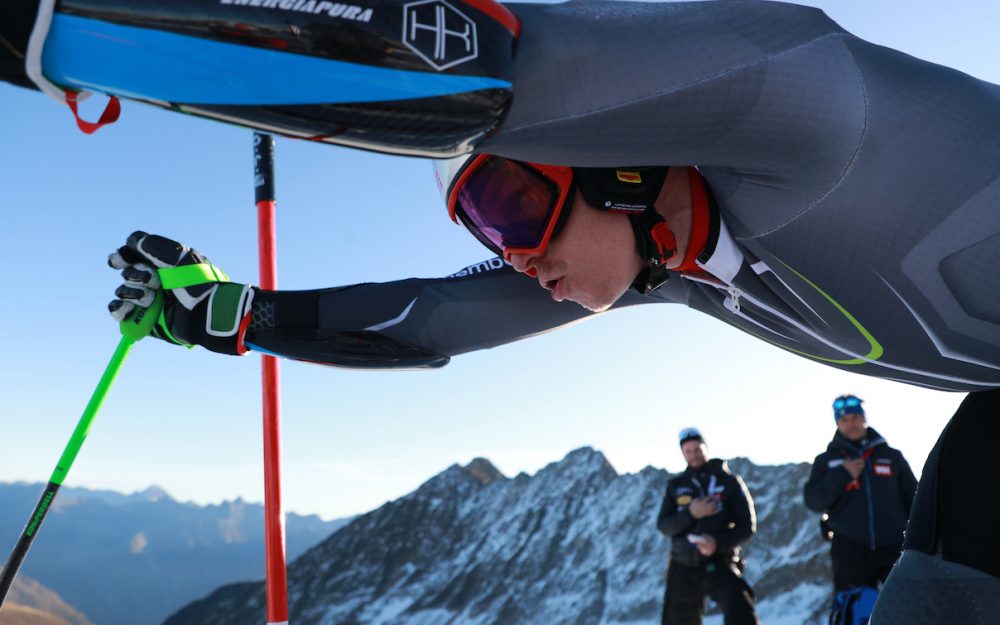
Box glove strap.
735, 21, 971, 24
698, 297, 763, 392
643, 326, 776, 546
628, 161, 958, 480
155, 264, 253, 355
159, 264, 231, 289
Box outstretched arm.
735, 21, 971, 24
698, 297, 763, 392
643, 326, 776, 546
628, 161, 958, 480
109, 232, 682, 369
246, 257, 678, 368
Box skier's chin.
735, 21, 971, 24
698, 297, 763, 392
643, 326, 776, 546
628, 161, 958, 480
569, 291, 616, 314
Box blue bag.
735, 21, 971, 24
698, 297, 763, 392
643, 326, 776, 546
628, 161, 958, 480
830, 586, 878, 625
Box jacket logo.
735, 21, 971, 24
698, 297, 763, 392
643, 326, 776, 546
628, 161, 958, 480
873, 462, 894, 477
676, 495, 693, 506
402, 0, 479, 71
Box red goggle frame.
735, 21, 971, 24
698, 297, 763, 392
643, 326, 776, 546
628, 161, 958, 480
447, 155, 574, 260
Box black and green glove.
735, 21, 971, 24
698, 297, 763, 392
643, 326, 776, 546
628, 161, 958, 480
108, 231, 254, 355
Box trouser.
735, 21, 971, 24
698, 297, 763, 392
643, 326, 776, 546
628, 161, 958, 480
661, 559, 759, 625
903, 389, 1000, 578
830, 535, 901, 591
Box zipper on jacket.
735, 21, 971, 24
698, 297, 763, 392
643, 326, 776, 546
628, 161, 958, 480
863, 462, 876, 549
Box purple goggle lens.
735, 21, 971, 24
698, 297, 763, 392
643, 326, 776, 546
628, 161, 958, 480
454, 158, 561, 256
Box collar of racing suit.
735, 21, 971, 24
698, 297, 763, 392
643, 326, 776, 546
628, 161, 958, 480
672, 174, 745, 286
672, 167, 714, 273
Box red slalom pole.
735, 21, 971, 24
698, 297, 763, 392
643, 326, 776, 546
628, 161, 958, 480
253, 133, 288, 625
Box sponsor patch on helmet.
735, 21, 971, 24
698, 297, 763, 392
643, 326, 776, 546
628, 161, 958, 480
616, 170, 642, 184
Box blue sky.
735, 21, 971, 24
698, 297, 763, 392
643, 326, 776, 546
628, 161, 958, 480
1, 0, 996, 520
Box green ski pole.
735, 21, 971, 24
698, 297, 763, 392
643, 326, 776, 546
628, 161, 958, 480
0, 292, 163, 611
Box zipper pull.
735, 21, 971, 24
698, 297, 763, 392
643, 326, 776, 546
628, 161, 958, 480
726, 286, 743, 313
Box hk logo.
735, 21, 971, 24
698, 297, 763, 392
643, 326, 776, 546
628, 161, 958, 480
403, 0, 479, 71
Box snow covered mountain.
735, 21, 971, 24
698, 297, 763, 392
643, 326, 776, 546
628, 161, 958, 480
0, 483, 348, 625
163, 448, 834, 625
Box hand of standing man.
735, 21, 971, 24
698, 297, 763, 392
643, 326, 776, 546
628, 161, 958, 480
694, 534, 718, 557
842, 458, 865, 480
689, 497, 722, 519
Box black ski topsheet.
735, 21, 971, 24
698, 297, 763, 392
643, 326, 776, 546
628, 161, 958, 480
43, 0, 518, 156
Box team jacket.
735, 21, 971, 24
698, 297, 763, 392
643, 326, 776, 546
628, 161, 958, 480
803, 428, 917, 549
5, 2, 1000, 388
656, 459, 756, 568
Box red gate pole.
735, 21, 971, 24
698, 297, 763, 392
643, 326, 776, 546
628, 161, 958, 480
253, 132, 289, 625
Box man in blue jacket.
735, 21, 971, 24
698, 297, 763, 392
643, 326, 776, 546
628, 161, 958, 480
805, 396, 917, 622
657, 428, 759, 625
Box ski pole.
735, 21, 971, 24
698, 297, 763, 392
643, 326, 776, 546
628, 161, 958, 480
0, 293, 163, 611
254, 132, 289, 625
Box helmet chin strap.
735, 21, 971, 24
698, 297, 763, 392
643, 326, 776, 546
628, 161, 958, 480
628, 195, 676, 294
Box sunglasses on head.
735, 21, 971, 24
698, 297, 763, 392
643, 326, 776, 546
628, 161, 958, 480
833, 396, 863, 410
446, 155, 575, 260
679, 427, 701, 441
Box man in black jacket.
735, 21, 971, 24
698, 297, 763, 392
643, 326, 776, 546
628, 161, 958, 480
804, 395, 917, 619
657, 428, 759, 625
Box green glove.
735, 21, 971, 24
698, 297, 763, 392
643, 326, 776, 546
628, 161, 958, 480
108, 231, 254, 355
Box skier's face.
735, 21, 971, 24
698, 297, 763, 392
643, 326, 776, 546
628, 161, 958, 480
507, 193, 644, 312
681, 441, 708, 469
837, 412, 868, 442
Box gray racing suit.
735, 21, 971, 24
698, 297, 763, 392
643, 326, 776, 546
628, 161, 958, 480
243, 1, 1000, 392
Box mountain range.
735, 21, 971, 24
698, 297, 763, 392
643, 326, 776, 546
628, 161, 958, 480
162, 448, 834, 625
0, 483, 347, 625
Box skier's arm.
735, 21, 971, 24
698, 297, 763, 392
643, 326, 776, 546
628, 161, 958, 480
713, 475, 756, 551
656, 485, 695, 538
803, 455, 852, 512
109, 233, 681, 368
245, 260, 667, 368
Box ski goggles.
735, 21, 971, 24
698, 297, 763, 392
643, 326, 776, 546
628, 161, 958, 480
446, 155, 574, 260
833, 395, 864, 420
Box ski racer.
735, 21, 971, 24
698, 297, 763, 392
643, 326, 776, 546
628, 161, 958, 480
804, 395, 917, 624
4, 1, 1000, 622
656, 428, 758, 625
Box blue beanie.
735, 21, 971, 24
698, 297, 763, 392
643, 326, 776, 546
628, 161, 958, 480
833, 394, 865, 421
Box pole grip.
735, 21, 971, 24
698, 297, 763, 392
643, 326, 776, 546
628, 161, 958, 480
254, 134, 276, 206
